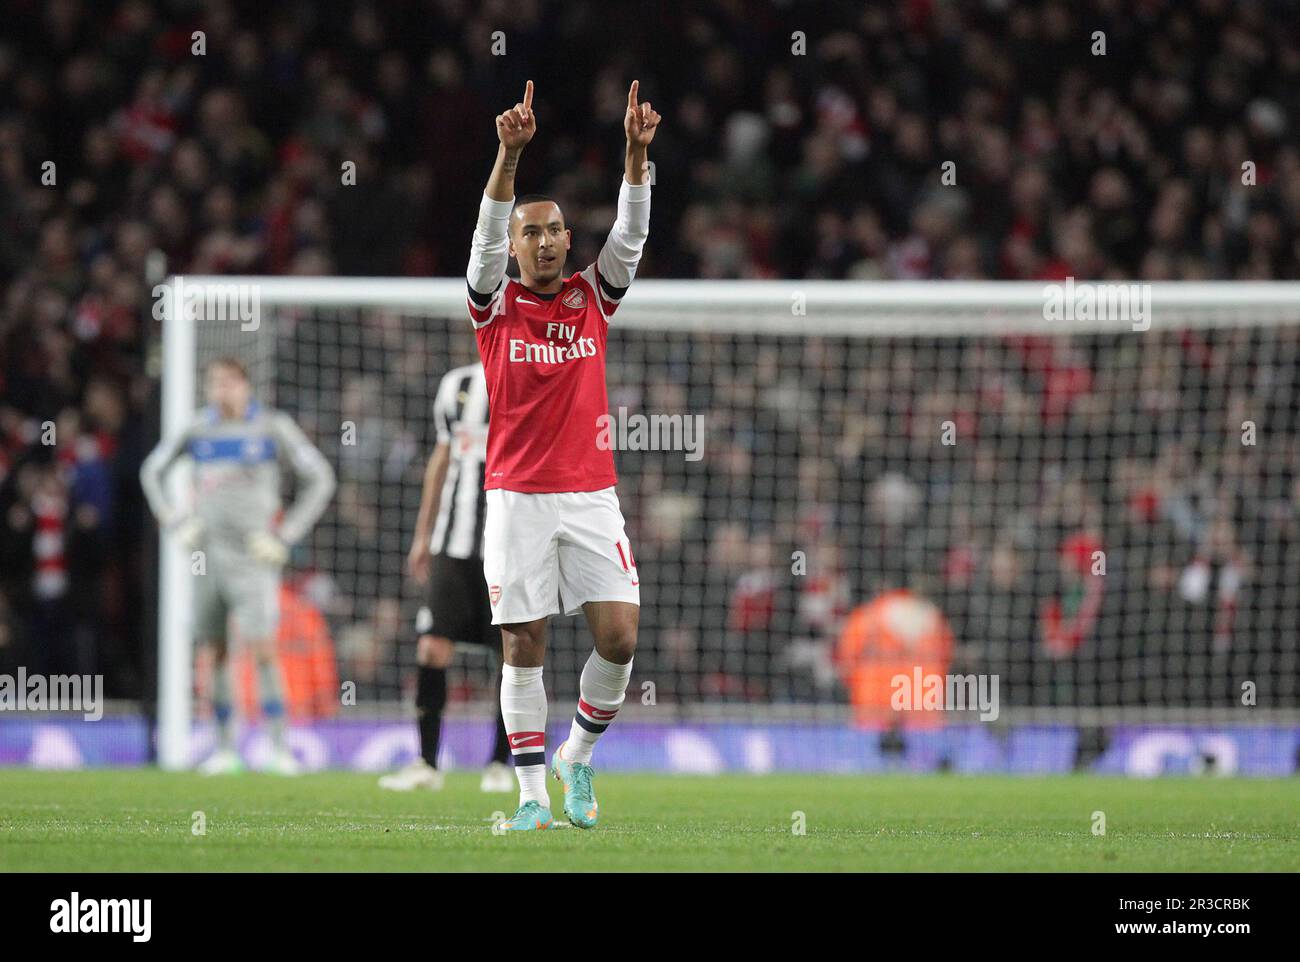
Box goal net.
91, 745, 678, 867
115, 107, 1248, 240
155, 277, 1300, 771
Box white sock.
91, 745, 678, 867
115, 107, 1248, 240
565, 650, 632, 765
500, 664, 548, 806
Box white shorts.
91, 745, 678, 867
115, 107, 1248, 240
482, 486, 640, 625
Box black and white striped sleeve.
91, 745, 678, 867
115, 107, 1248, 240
432, 370, 456, 446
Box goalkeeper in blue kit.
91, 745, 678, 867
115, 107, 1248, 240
141, 357, 336, 774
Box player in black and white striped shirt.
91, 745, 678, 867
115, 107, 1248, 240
378, 363, 513, 793
427, 364, 490, 559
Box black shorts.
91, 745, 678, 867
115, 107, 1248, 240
415, 554, 500, 648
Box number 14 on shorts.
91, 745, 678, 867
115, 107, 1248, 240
615, 540, 638, 586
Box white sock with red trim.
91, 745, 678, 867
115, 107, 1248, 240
500, 664, 548, 807
564, 650, 632, 765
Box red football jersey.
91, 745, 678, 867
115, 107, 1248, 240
469, 265, 620, 493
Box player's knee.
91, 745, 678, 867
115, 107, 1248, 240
501, 620, 547, 665
595, 619, 638, 664
417, 635, 454, 668
599, 634, 637, 664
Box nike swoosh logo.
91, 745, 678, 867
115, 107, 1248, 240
509, 734, 543, 748
516, 297, 540, 305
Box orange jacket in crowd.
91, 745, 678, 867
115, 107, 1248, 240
834, 588, 954, 730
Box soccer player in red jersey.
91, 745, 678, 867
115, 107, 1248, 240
466, 80, 660, 831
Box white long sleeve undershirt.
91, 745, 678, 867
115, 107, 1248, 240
465, 194, 514, 300
465, 176, 651, 302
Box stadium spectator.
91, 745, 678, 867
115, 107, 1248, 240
835, 586, 956, 729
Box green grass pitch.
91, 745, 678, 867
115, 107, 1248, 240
2, 769, 1297, 871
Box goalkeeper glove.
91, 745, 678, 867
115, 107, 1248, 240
247, 530, 289, 567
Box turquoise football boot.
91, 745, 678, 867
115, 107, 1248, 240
498, 800, 554, 832
552, 743, 599, 829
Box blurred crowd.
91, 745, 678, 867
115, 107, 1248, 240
0, 0, 1297, 708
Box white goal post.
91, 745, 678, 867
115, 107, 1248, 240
155, 277, 1300, 770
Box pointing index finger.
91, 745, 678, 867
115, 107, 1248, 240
523, 80, 534, 112
628, 80, 639, 110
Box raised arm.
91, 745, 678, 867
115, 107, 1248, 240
488, 80, 534, 201
467, 80, 536, 301
623, 80, 660, 186
591, 82, 661, 309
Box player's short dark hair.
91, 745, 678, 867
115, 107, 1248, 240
206, 355, 249, 381
514, 193, 559, 211
511, 194, 564, 234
